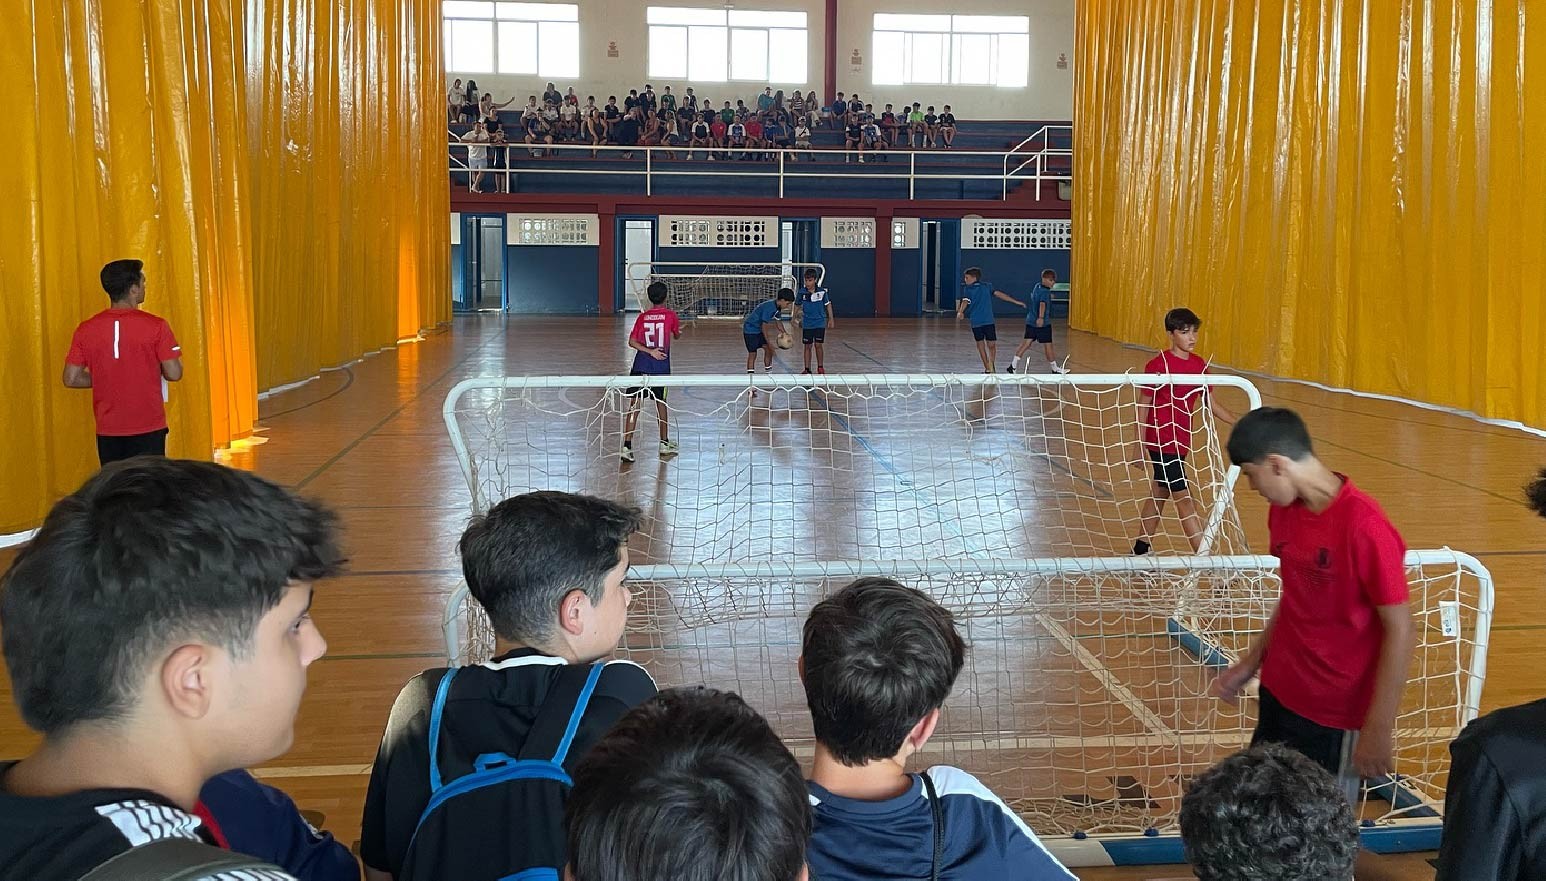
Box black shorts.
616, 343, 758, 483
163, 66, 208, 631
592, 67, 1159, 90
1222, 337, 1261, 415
626, 370, 667, 401
1252, 686, 1362, 804
97, 428, 169, 467
971, 324, 997, 342
802, 327, 826, 344
1148, 449, 1188, 492
744, 332, 767, 352
1024, 324, 1052, 343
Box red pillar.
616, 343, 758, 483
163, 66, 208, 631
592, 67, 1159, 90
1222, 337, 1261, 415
874, 211, 893, 316
824, 0, 838, 105
597, 210, 616, 314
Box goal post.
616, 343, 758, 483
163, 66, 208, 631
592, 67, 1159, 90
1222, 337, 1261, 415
627, 261, 826, 316
440, 551, 1493, 866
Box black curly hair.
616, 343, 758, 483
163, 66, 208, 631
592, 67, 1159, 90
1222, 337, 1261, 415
1526, 468, 1546, 519
1180, 743, 1358, 881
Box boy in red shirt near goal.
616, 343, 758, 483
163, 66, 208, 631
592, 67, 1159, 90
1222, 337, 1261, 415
1130, 308, 1234, 554
1213, 407, 1414, 803
621, 282, 682, 463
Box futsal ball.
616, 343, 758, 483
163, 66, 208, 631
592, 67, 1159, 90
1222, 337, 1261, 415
776, 332, 793, 349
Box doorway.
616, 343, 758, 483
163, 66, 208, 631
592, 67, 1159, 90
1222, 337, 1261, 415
455, 214, 506, 312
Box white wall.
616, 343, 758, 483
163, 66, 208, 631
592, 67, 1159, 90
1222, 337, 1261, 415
445, 0, 1073, 122
835, 0, 1074, 120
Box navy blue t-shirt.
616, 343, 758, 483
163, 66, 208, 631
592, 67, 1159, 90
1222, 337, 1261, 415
743, 300, 782, 334
807, 766, 1076, 881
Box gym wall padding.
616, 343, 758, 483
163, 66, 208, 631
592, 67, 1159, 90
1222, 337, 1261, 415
1074, 0, 1546, 425
1, 0, 449, 535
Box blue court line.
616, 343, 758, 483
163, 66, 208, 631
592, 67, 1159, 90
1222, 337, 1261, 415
841, 340, 888, 368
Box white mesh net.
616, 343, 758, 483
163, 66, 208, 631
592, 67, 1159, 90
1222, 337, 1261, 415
439, 374, 1492, 859
631, 262, 825, 317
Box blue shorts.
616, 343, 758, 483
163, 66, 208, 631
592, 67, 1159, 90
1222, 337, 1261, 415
971, 324, 997, 342
744, 332, 767, 352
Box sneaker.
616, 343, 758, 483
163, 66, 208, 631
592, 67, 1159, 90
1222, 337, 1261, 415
1051, 359, 1070, 374
801, 368, 812, 375
817, 367, 826, 374
660, 440, 679, 458
620, 446, 635, 463
1006, 365, 1016, 374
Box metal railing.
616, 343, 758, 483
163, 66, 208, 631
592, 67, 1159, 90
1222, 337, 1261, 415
450, 133, 1072, 201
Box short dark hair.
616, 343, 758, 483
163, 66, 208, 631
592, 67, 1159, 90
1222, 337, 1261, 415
801, 578, 965, 765
1, 459, 342, 734
803, 268, 819, 280
1041, 268, 1056, 279
963, 267, 981, 281
567, 687, 809, 881
100, 259, 144, 302
1164, 307, 1201, 332
646, 281, 669, 305
457, 491, 641, 643
1527, 468, 1546, 518
776, 288, 795, 303
1180, 744, 1358, 881
1227, 407, 1314, 466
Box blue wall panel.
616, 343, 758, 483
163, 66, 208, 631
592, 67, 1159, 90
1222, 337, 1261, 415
815, 248, 877, 317
958, 249, 1072, 318
506, 245, 600, 314
450, 243, 465, 310
890, 248, 924, 317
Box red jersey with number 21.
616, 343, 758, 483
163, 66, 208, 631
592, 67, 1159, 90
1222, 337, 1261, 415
1142, 351, 1208, 455
629, 306, 680, 375
1260, 476, 1409, 731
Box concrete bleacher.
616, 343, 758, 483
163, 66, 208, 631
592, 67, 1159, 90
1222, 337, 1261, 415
450, 118, 1072, 201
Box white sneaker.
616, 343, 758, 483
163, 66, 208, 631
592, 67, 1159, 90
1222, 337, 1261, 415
660, 440, 679, 458
620, 446, 635, 463
1050, 359, 1070, 374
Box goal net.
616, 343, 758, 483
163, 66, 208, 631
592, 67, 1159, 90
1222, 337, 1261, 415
438, 373, 1492, 864
628, 261, 825, 317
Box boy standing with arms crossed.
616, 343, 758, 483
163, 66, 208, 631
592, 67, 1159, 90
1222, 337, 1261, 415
1213, 407, 1414, 803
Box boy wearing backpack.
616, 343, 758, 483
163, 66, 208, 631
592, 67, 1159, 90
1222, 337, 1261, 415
0, 458, 343, 880
360, 491, 657, 881
800, 578, 1077, 881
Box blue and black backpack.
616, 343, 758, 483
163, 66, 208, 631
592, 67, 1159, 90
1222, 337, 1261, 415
397, 662, 603, 881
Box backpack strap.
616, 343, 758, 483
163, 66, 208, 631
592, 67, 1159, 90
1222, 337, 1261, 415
80, 838, 284, 881
920, 771, 944, 881
426, 667, 461, 792
515, 662, 606, 764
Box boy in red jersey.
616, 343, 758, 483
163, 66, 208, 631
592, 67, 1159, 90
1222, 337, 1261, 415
621, 282, 682, 463
1130, 308, 1234, 554
1213, 407, 1414, 803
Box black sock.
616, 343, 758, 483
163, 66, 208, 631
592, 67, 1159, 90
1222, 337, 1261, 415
1133, 539, 1151, 556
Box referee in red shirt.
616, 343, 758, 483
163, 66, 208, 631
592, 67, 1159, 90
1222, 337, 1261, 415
1213, 407, 1414, 803
62, 259, 183, 465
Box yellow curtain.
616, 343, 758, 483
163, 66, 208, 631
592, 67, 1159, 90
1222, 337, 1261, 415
0, 0, 448, 535
1075, 0, 1546, 425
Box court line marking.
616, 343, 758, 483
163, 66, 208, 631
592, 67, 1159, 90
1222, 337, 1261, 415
1035, 615, 1173, 736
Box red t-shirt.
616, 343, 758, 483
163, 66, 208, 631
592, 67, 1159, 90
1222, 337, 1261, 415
710, 121, 728, 139
1259, 476, 1410, 731
1142, 350, 1208, 454
746, 120, 763, 138
65, 308, 181, 436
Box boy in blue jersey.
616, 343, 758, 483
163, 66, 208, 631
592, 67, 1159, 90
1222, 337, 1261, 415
955, 267, 1025, 373
744, 289, 795, 375
1009, 269, 1069, 374
622, 282, 682, 463
796, 268, 834, 374
800, 578, 1076, 881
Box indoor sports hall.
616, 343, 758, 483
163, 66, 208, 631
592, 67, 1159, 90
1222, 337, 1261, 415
4, 2, 1545, 880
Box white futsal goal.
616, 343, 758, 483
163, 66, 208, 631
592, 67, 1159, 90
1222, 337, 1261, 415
628, 261, 825, 316
437, 373, 1493, 866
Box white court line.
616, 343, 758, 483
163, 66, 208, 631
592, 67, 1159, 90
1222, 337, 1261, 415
1035, 614, 1174, 736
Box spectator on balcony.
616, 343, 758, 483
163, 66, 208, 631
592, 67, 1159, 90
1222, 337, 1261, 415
861, 117, 887, 162
487, 124, 508, 192
827, 92, 845, 128
860, 103, 876, 126
543, 82, 562, 107
461, 120, 491, 190
522, 111, 553, 157
881, 104, 900, 144
615, 108, 641, 159
907, 103, 925, 147
659, 114, 682, 159
638, 111, 661, 149
582, 96, 602, 142
480, 92, 516, 126
746, 114, 767, 160
558, 98, 580, 141
642, 84, 657, 113
789, 90, 806, 121
604, 95, 622, 135
461, 80, 481, 123
675, 103, 695, 137
660, 85, 676, 115
447, 78, 464, 124
803, 91, 819, 126
764, 115, 791, 157
758, 87, 774, 113
624, 89, 641, 114
793, 118, 813, 159
848, 93, 864, 116
688, 113, 712, 159
683, 88, 698, 112
844, 113, 864, 163
541, 100, 561, 137
719, 101, 735, 125
726, 115, 749, 160
565, 87, 579, 106
735, 99, 749, 119
923, 106, 941, 148
522, 95, 540, 118
709, 112, 728, 160
938, 106, 958, 148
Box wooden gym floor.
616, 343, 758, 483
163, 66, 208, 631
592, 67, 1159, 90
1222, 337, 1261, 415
5, 313, 1545, 880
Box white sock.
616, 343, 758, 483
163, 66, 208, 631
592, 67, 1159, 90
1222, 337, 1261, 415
1011, 356, 1022, 368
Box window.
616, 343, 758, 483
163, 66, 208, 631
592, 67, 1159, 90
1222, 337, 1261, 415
871, 14, 1029, 87
443, 1, 579, 77
647, 7, 808, 84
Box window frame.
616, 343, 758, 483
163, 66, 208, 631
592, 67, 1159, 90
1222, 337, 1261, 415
443, 1, 580, 78
870, 13, 1030, 88
646, 6, 809, 84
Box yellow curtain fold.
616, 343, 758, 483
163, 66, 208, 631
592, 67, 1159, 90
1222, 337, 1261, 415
1, 0, 449, 535
1075, 0, 1546, 426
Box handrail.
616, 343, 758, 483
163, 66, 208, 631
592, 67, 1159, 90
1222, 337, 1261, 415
450, 139, 1073, 201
